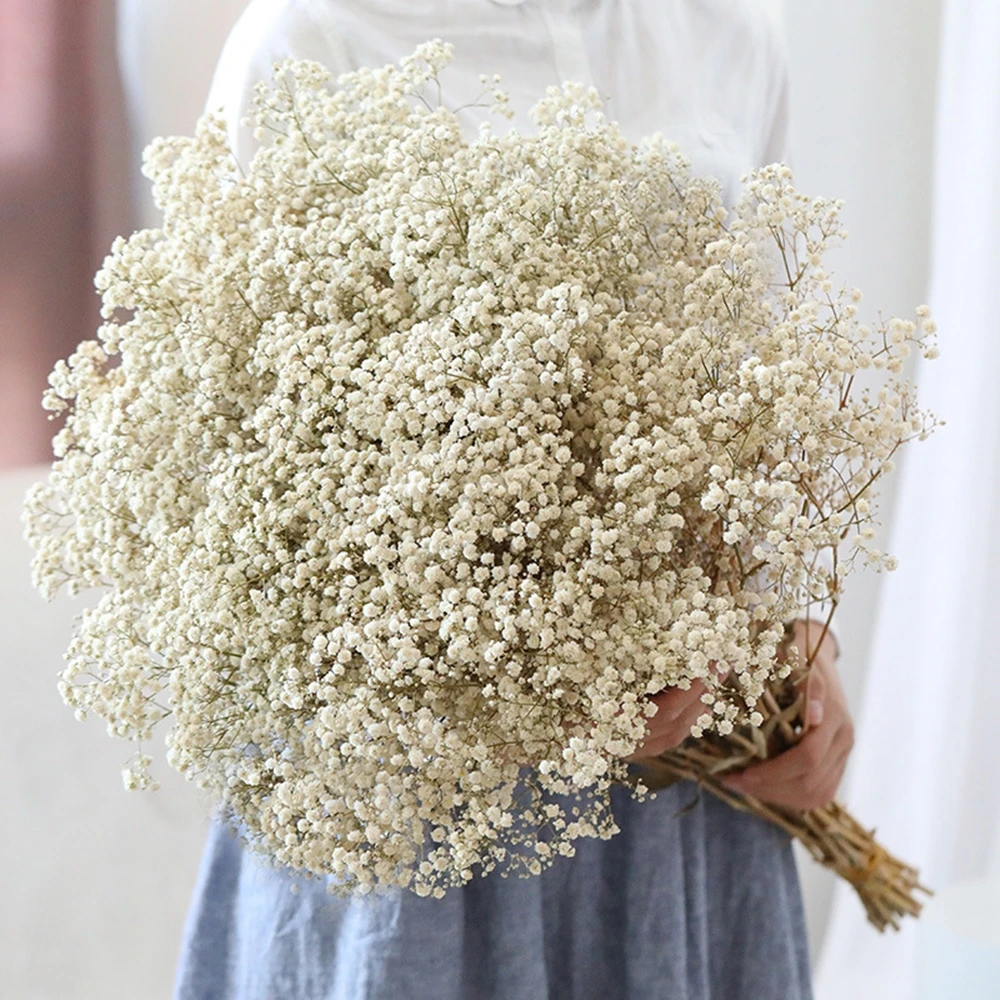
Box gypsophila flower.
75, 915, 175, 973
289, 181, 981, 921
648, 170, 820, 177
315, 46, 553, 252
22, 40, 939, 898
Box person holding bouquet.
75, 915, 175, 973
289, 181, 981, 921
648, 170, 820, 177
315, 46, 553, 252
167, 3, 852, 998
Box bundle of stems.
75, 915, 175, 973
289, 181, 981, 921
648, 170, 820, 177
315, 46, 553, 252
625, 642, 932, 932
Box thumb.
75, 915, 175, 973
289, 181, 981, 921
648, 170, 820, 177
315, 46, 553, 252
803, 666, 827, 729
805, 662, 827, 703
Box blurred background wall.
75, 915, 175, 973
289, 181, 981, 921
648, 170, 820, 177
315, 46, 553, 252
0, 2, 958, 998
0, 0, 130, 467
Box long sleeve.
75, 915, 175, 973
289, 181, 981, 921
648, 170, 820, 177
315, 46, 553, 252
756, 22, 840, 647
757, 18, 793, 169
202, 0, 353, 173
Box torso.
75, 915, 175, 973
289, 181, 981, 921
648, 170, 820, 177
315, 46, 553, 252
210, 0, 788, 205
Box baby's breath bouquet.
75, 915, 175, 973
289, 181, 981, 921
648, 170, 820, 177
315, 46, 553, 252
24, 42, 935, 927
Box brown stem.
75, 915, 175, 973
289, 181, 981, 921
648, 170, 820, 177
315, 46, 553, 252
620, 671, 932, 932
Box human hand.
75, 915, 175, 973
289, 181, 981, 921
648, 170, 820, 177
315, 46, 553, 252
719, 620, 854, 811
624, 677, 710, 762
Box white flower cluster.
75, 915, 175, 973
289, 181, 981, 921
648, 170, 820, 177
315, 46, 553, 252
23, 41, 938, 897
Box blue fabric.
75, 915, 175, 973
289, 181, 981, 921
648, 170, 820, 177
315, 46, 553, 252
173, 778, 813, 999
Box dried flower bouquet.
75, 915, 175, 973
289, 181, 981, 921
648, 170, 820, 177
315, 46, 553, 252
24, 42, 936, 924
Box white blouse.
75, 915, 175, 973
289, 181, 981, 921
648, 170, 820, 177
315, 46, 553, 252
205, 0, 836, 637
206, 0, 792, 196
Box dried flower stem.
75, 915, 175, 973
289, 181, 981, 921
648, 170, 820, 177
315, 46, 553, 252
627, 671, 932, 932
